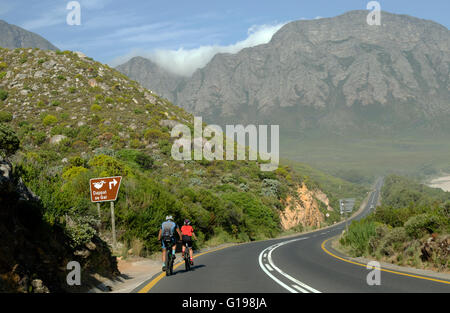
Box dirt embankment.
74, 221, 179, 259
279, 184, 333, 230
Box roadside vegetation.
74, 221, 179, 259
339, 175, 450, 272
0, 47, 355, 262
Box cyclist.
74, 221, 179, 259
181, 219, 197, 265
158, 215, 182, 272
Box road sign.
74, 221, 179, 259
90, 176, 122, 203
339, 198, 355, 214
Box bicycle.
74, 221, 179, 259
183, 241, 191, 271
162, 238, 175, 276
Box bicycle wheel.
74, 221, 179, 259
166, 252, 171, 276
185, 256, 190, 271
169, 257, 174, 275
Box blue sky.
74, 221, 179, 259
1, 0, 449, 75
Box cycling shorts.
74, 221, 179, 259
161, 236, 176, 249
182, 235, 193, 248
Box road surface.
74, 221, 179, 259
135, 179, 450, 293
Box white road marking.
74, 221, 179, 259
258, 237, 321, 293
258, 249, 298, 293
292, 284, 309, 293
265, 264, 274, 271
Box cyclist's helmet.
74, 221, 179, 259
184, 219, 190, 225
166, 215, 173, 221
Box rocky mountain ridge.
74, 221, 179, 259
0, 20, 58, 51
117, 10, 450, 135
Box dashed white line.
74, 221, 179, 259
258, 237, 321, 293
292, 284, 309, 293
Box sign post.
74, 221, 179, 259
339, 198, 355, 233
90, 176, 122, 249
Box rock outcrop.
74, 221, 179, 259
280, 184, 330, 230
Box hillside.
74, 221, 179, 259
117, 10, 450, 178
0, 150, 118, 292
115, 56, 185, 102
0, 46, 361, 281
0, 20, 58, 51
339, 175, 449, 272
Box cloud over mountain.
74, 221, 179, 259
112, 23, 286, 77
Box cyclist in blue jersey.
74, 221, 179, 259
158, 215, 182, 271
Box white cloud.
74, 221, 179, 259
111, 22, 287, 77
20, 6, 66, 30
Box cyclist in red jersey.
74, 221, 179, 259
181, 219, 197, 265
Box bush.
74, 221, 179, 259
42, 115, 58, 126
135, 153, 154, 170
88, 154, 130, 177
377, 227, 408, 257
116, 149, 154, 170
404, 214, 439, 238
0, 89, 8, 101
91, 104, 102, 112
62, 166, 88, 181
340, 219, 377, 256
0, 111, 13, 122
33, 131, 47, 145
0, 123, 20, 156
144, 129, 169, 141
64, 215, 97, 248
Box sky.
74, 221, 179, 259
1, 0, 449, 76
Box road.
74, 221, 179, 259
135, 178, 450, 293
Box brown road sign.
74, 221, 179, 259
90, 176, 122, 203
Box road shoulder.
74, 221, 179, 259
326, 235, 450, 282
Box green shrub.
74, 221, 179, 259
0, 111, 13, 122
0, 72, 6, 79
88, 154, 130, 176
377, 227, 408, 257
117, 150, 154, 170
64, 215, 97, 248
130, 139, 143, 149
340, 219, 377, 256
0, 123, 20, 156
62, 166, 88, 180
404, 214, 439, 238
0, 89, 8, 101
158, 139, 172, 155
42, 114, 58, 126
32, 131, 47, 145
0, 62, 7, 70
91, 104, 102, 112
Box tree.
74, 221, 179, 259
0, 123, 20, 156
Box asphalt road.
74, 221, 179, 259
136, 179, 450, 293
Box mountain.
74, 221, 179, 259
119, 10, 449, 134
0, 20, 58, 51
115, 56, 184, 102
116, 10, 450, 177
0, 46, 361, 286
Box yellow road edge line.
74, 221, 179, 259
137, 244, 236, 293
321, 238, 450, 285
